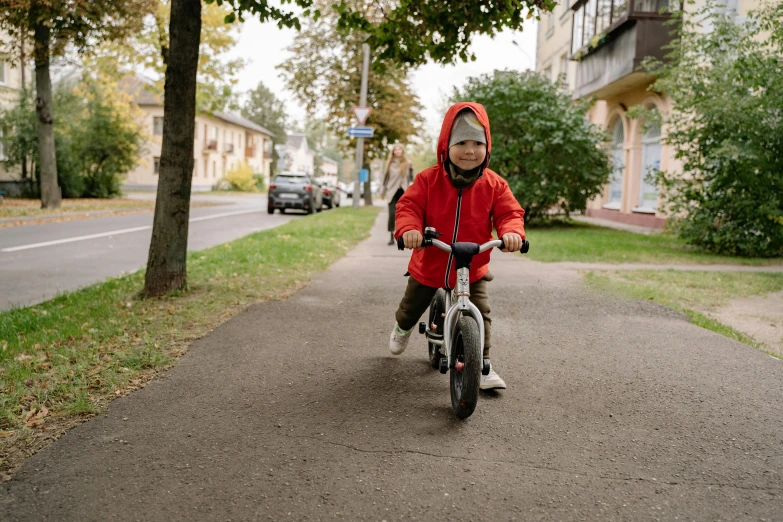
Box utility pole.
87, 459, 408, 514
352, 43, 370, 209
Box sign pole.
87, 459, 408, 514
353, 43, 370, 209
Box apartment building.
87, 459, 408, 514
536, 0, 753, 228
123, 77, 274, 192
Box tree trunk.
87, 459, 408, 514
142, 0, 201, 297
33, 22, 60, 209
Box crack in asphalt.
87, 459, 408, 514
290, 435, 783, 493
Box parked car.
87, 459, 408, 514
320, 182, 341, 209
267, 172, 323, 214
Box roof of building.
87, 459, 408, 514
119, 75, 162, 106
213, 112, 273, 136
120, 75, 273, 136
318, 154, 339, 165
286, 134, 311, 152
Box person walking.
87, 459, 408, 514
381, 144, 413, 245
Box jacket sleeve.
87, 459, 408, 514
394, 169, 428, 238
493, 179, 526, 239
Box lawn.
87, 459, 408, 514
585, 269, 783, 351
0, 207, 379, 473
525, 221, 783, 266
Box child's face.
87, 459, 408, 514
449, 141, 487, 170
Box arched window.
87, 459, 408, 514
606, 119, 624, 208
637, 113, 662, 212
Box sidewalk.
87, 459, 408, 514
2, 211, 782, 520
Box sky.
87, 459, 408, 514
227, 16, 539, 137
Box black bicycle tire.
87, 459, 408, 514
427, 289, 446, 369
450, 315, 481, 419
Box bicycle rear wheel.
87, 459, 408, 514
427, 289, 446, 369
450, 315, 481, 419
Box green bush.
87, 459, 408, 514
0, 75, 143, 199
452, 70, 612, 223
642, 2, 783, 257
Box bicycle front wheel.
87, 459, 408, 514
450, 315, 482, 419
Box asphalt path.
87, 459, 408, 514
1, 211, 781, 520
0, 194, 299, 310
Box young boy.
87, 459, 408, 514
389, 102, 525, 390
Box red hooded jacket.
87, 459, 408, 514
395, 102, 526, 289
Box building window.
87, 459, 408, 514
153, 117, 163, 135
0, 55, 6, 84
153, 156, 161, 175
212, 160, 216, 178
559, 53, 569, 81
637, 113, 662, 212
571, 8, 584, 55
561, 0, 570, 20
597, 0, 612, 33
0, 127, 6, 160
543, 66, 553, 83
606, 119, 625, 208
546, 12, 555, 36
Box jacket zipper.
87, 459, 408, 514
444, 188, 463, 290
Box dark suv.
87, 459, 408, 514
267, 173, 323, 214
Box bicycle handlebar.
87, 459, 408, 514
396, 235, 530, 254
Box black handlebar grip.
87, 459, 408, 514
397, 237, 405, 251
498, 238, 530, 253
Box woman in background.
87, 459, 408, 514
381, 144, 413, 245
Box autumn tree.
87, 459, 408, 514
0, 0, 154, 208
241, 81, 288, 175
279, 0, 423, 163
92, 0, 244, 112
144, 0, 552, 297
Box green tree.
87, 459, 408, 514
453, 70, 612, 223
241, 81, 288, 175
640, 2, 783, 257
144, 0, 553, 297
0, 75, 145, 198
92, 0, 244, 112
0, 0, 154, 208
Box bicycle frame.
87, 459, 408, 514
425, 237, 500, 368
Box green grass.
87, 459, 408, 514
526, 221, 783, 265
0, 207, 379, 438
584, 270, 783, 351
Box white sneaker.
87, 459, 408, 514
480, 364, 507, 390
389, 323, 413, 355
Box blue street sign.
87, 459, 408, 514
347, 126, 375, 138
360, 169, 369, 182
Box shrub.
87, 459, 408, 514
641, 2, 783, 257
223, 161, 258, 192
452, 70, 612, 223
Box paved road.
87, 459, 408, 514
1, 212, 782, 520
0, 194, 300, 310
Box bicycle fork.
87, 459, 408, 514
442, 267, 485, 370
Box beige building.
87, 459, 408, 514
124, 77, 274, 192
536, 0, 753, 228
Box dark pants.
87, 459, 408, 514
395, 274, 493, 358
388, 188, 405, 233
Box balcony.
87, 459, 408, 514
570, 0, 677, 99
245, 146, 255, 158
204, 139, 218, 153
224, 143, 235, 154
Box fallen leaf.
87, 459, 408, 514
24, 409, 37, 422
0, 430, 14, 437
37, 406, 49, 419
